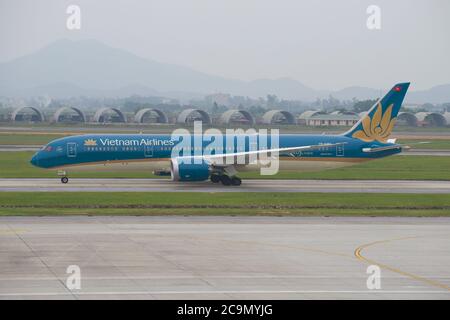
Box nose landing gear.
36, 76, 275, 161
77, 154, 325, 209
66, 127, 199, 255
57, 170, 68, 184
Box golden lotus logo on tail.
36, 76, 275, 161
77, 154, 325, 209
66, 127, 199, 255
84, 139, 97, 146
352, 103, 396, 142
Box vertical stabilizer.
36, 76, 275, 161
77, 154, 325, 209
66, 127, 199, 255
344, 83, 410, 142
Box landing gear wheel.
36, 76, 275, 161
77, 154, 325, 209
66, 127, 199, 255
61, 177, 69, 184
210, 174, 220, 183
231, 177, 242, 186
220, 175, 232, 186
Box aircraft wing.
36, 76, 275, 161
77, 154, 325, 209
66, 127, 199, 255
179, 142, 346, 166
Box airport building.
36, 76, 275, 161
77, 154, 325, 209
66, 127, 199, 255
304, 113, 360, 127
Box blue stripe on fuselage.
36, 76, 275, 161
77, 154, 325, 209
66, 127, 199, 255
30, 134, 401, 169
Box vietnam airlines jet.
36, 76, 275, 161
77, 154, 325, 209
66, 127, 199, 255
30, 83, 410, 186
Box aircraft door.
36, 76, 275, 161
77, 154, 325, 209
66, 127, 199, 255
336, 144, 344, 157
67, 142, 77, 158
144, 146, 153, 158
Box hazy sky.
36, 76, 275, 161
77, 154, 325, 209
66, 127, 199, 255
1, 0, 449, 91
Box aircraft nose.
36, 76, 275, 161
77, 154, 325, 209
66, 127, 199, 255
30, 153, 39, 167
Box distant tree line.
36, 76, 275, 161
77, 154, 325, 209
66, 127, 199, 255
352, 99, 378, 113
2, 92, 450, 116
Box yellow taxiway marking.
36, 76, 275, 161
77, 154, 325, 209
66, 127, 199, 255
354, 236, 450, 292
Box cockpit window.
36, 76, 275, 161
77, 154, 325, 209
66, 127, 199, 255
41, 145, 53, 152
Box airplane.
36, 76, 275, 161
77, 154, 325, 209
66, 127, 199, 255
30, 82, 410, 186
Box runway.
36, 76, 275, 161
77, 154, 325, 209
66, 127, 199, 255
1, 178, 450, 193
400, 149, 450, 156
0, 216, 449, 299
0, 145, 40, 152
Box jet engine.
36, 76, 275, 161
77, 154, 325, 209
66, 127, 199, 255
170, 157, 210, 182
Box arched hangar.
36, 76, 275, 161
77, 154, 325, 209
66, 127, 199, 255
397, 112, 418, 126
93, 107, 126, 123
298, 110, 323, 125
415, 112, 446, 127
176, 109, 211, 124
330, 110, 358, 116
219, 110, 255, 125
53, 107, 86, 123
262, 110, 296, 125
11, 106, 45, 122
442, 112, 450, 126
134, 108, 168, 124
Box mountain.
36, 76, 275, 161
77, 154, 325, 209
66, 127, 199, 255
332, 84, 450, 104
407, 84, 450, 104
0, 39, 449, 103
0, 39, 319, 100
241, 78, 317, 100
0, 39, 242, 99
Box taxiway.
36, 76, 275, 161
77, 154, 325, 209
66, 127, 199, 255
0, 216, 449, 299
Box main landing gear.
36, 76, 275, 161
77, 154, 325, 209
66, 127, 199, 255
210, 174, 242, 186
61, 176, 69, 184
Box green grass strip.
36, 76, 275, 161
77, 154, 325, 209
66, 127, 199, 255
0, 192, 449, 216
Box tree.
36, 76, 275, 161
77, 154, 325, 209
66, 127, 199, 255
422, 103, 435, 110
352, 99, 377, 113
211, 101, 227, 114
248, 105, 267, 116
212, 102, 219, 114
266, 94, 279, 108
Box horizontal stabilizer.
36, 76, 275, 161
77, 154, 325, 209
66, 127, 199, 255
362, 145, 402, 153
